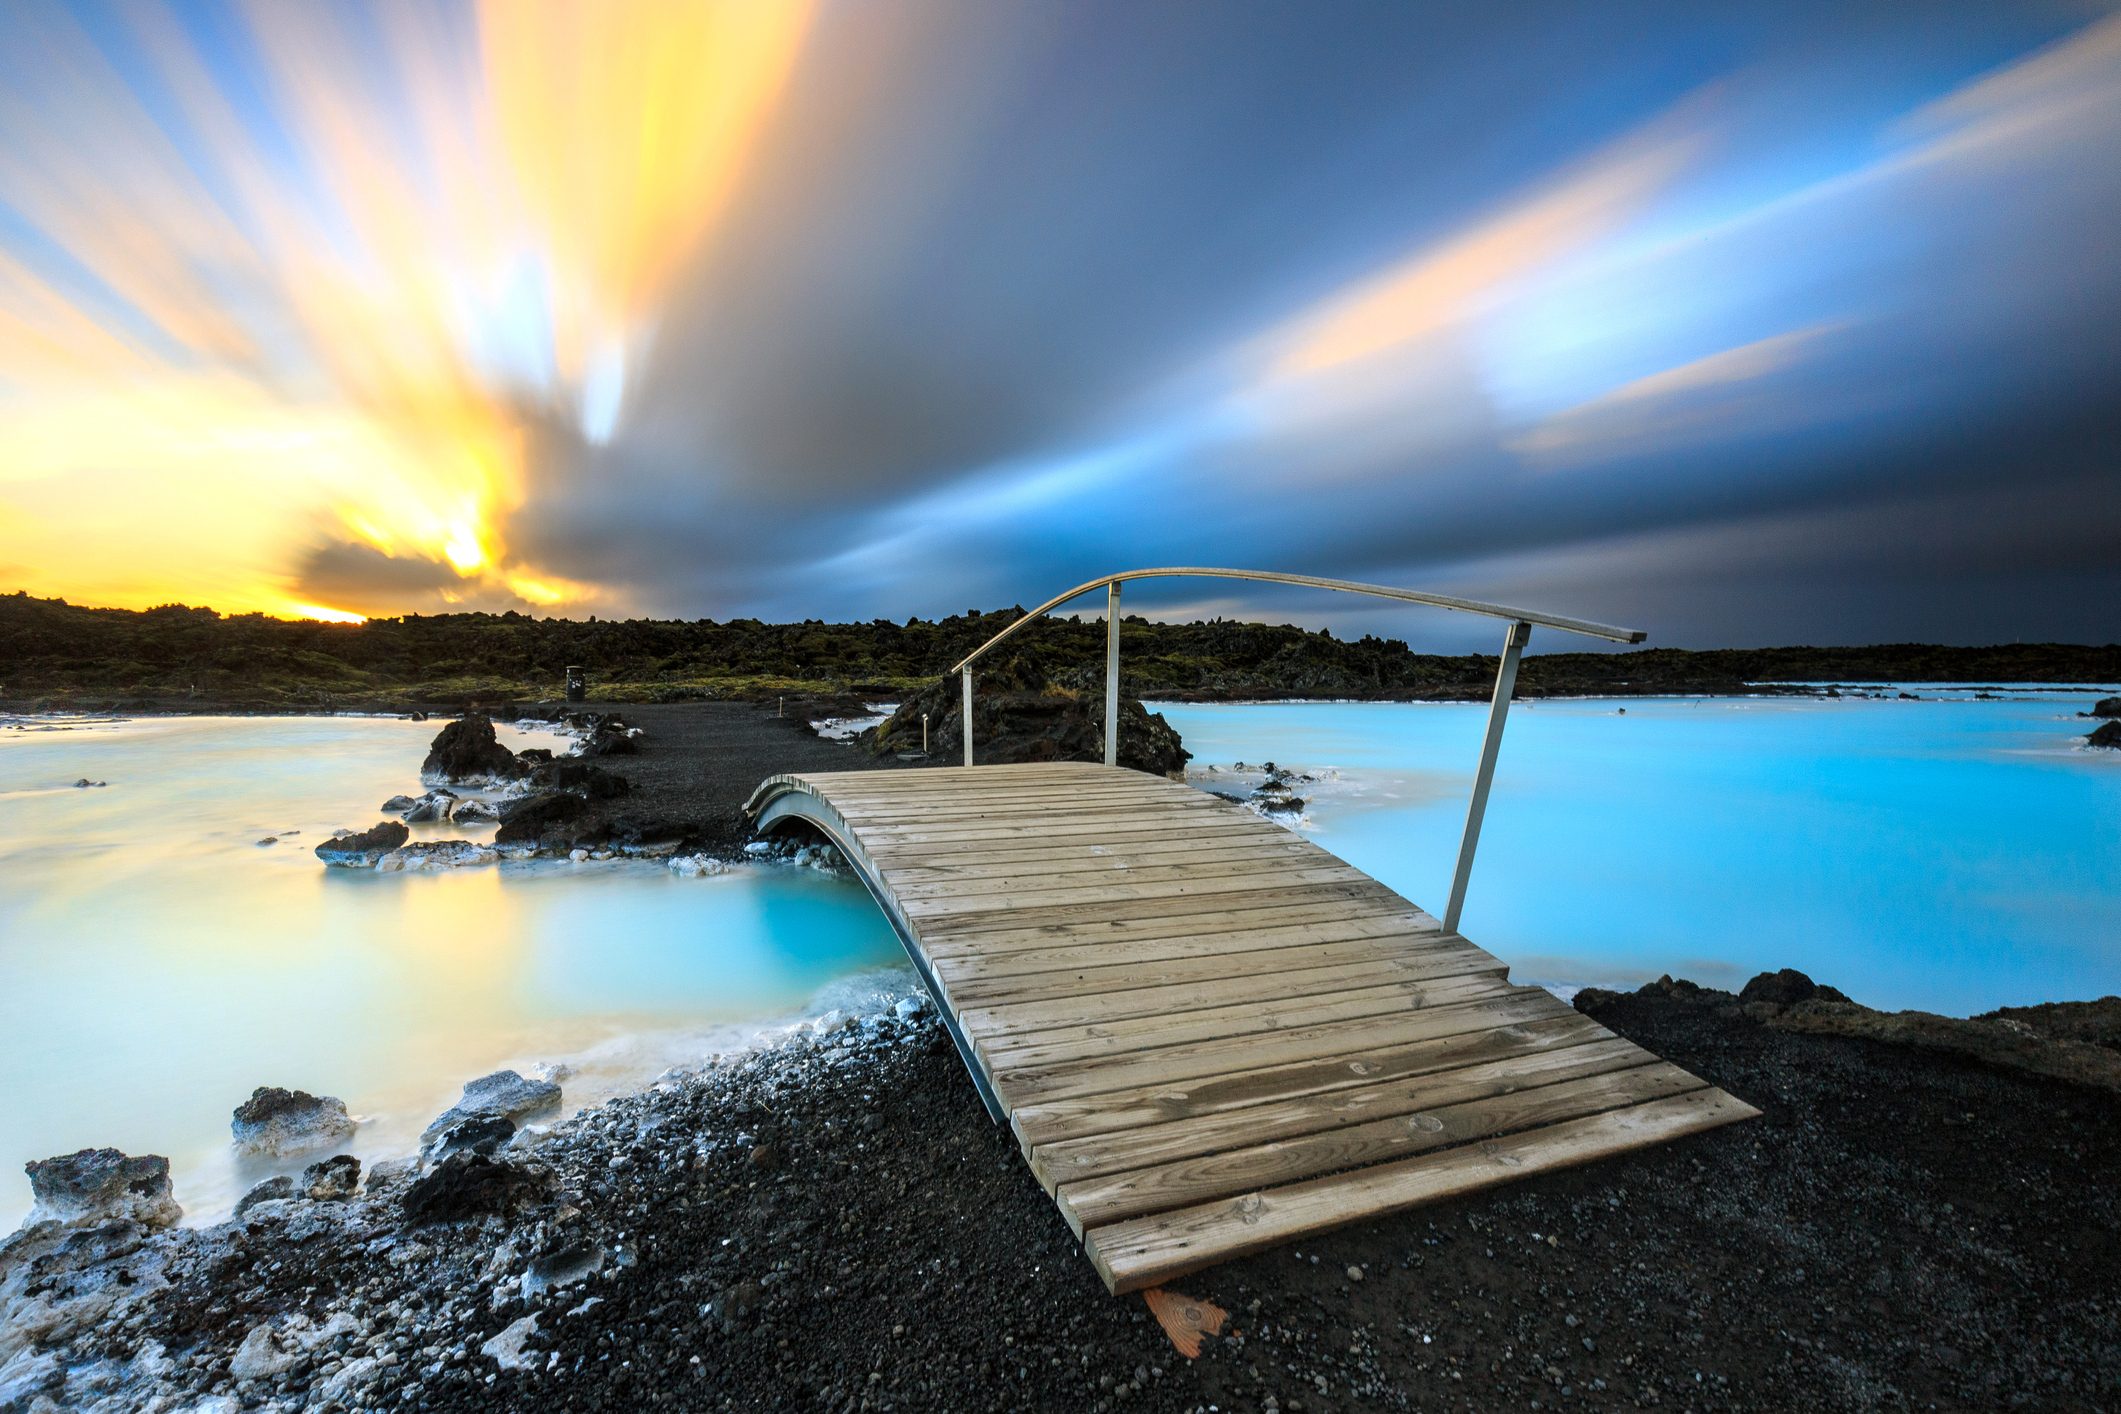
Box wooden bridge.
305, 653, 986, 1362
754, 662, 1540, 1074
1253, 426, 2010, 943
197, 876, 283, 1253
742, 570, 1758, 1294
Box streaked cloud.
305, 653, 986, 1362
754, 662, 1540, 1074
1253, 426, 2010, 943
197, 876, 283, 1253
0, 1, 2115, 643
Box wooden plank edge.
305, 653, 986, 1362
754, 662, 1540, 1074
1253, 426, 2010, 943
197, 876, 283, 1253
1081, 1087, 1762, 1294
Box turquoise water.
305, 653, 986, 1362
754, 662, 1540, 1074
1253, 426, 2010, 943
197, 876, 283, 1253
4, 698, 2114, 1230
0, 716, 904, 1228
1158, 693, 2121, 1015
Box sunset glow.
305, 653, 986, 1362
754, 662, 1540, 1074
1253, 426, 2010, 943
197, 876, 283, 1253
1, 2, 2115, 642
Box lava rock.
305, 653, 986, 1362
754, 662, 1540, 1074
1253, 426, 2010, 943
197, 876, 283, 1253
493, 792, 589, 845
400, 1154, 553, 1225
375, 839, 500, 871
230, 1087, 357, 1157
864, 664, 1189, 776
313, 820, 409, 868
2087, 721, 2121, 749
563, 711, 640, 757
520, 1239, 605, 1298
427, 1114, 516, 1160
234, 1175, 296, 1217
301, 1154, 361, 1201
524, 759, 631, 798
2090, 697, 2121, 719
421, 1070, 562, 1152
1738, 969, 1851, 1008
447, 796, 501, 823
397, 788, 458, 823
22, 1148, 181, 1230
420, 714, 524, 783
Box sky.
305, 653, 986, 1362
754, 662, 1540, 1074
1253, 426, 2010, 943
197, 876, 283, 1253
0, 1, 2117, 649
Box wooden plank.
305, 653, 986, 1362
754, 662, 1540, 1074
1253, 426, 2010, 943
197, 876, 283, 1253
880, 839, 1323, 887
1082, 1087, 1762, 1293
943, 937, 1501, 1010
1029, 1034, 1653, 1187
916, 880, 1405, 938
918, 897, 1442, 960
1054, 1062, 1705, 1232
862, 819, 1290, 860
743, 766, 1760, 1297
830, 796, 1224, 829
979, 974, 1514, 1069
992, 989, 1567, 1108
926, 912, 1458, 978
1008, 1010, 1610, 1149
829, 813, 1269, 846
899, 865, 1377, 920
818, 784, 1204, 818
888, 852, 1344, 902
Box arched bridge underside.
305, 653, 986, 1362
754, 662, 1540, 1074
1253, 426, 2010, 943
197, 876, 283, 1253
744, 762, 1757, 1294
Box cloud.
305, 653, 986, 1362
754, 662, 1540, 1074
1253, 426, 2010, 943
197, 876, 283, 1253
1509, 324, 1843, 466
1, 2, 2118, 642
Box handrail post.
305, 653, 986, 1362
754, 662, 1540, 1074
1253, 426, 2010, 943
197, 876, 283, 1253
1443, 620, 1530, 934
1103, 579, 1122, 767
961, 667, 974, 767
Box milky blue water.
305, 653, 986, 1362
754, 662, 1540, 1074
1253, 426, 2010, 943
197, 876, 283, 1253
4, 696, 2114, 1231
1158, 691, 2121, 1015
0, 715, 905, 1229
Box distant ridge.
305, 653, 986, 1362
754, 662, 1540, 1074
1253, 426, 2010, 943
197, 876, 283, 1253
1, 590, 2114, 708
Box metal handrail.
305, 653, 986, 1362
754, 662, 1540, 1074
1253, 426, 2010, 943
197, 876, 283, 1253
946, 566, 1646, 932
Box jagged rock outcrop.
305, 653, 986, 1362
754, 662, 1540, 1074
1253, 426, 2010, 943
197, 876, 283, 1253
863, 656, 1188, 776
20, 1149, 180, 1230
420, 1070, 561, 1153
2087, 720, 2121, 749
314, 820, 409, 867
231, 1087, 357, 1157
1575, 971, 2121, 1093
375, 840, 500, 871
400, 1154, 554, 1225
420, 715, 524, 783
2088, 697, 2121, 719
562, 711, 640, 757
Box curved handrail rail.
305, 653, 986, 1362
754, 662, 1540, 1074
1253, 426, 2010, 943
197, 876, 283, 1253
943, 566, 1645, 934
950, 566, 1643, 674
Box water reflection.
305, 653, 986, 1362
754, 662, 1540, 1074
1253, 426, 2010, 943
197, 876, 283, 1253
0, 716, 905, 1228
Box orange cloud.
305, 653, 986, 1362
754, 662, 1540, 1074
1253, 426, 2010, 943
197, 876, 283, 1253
1260, 103, 1710, 382
0, 0, 813, 619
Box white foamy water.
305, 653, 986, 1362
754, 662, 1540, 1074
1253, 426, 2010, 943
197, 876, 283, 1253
0, 715, 907, 1229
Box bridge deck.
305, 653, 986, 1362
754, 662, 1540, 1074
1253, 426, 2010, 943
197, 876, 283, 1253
744, 761, 1757, 1293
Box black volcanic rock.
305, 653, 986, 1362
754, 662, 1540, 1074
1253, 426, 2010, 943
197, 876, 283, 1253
399, 1153, 552, 1225
524, 759, 630, 798
231, 1086, 357, 1156
2089, 697, 2121, 718
420, 714, 523, 782
2088, 720, 2121, 749
1739, 968, 1850, 1007
314, 820, 409, 868
864, 662, 1188, 776
24, 1147, 181, 1228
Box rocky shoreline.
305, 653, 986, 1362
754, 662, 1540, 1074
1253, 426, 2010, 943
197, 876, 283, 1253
6, 971, 2118, 1412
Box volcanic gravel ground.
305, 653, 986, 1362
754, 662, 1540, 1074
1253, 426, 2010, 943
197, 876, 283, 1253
37, 983, 2118, 1412
533, 701, 905, 852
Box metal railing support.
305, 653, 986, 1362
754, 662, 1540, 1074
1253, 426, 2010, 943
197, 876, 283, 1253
1103, 580, 1122, 767
961, 667, 974, 767
1443, 620, 1531, 934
